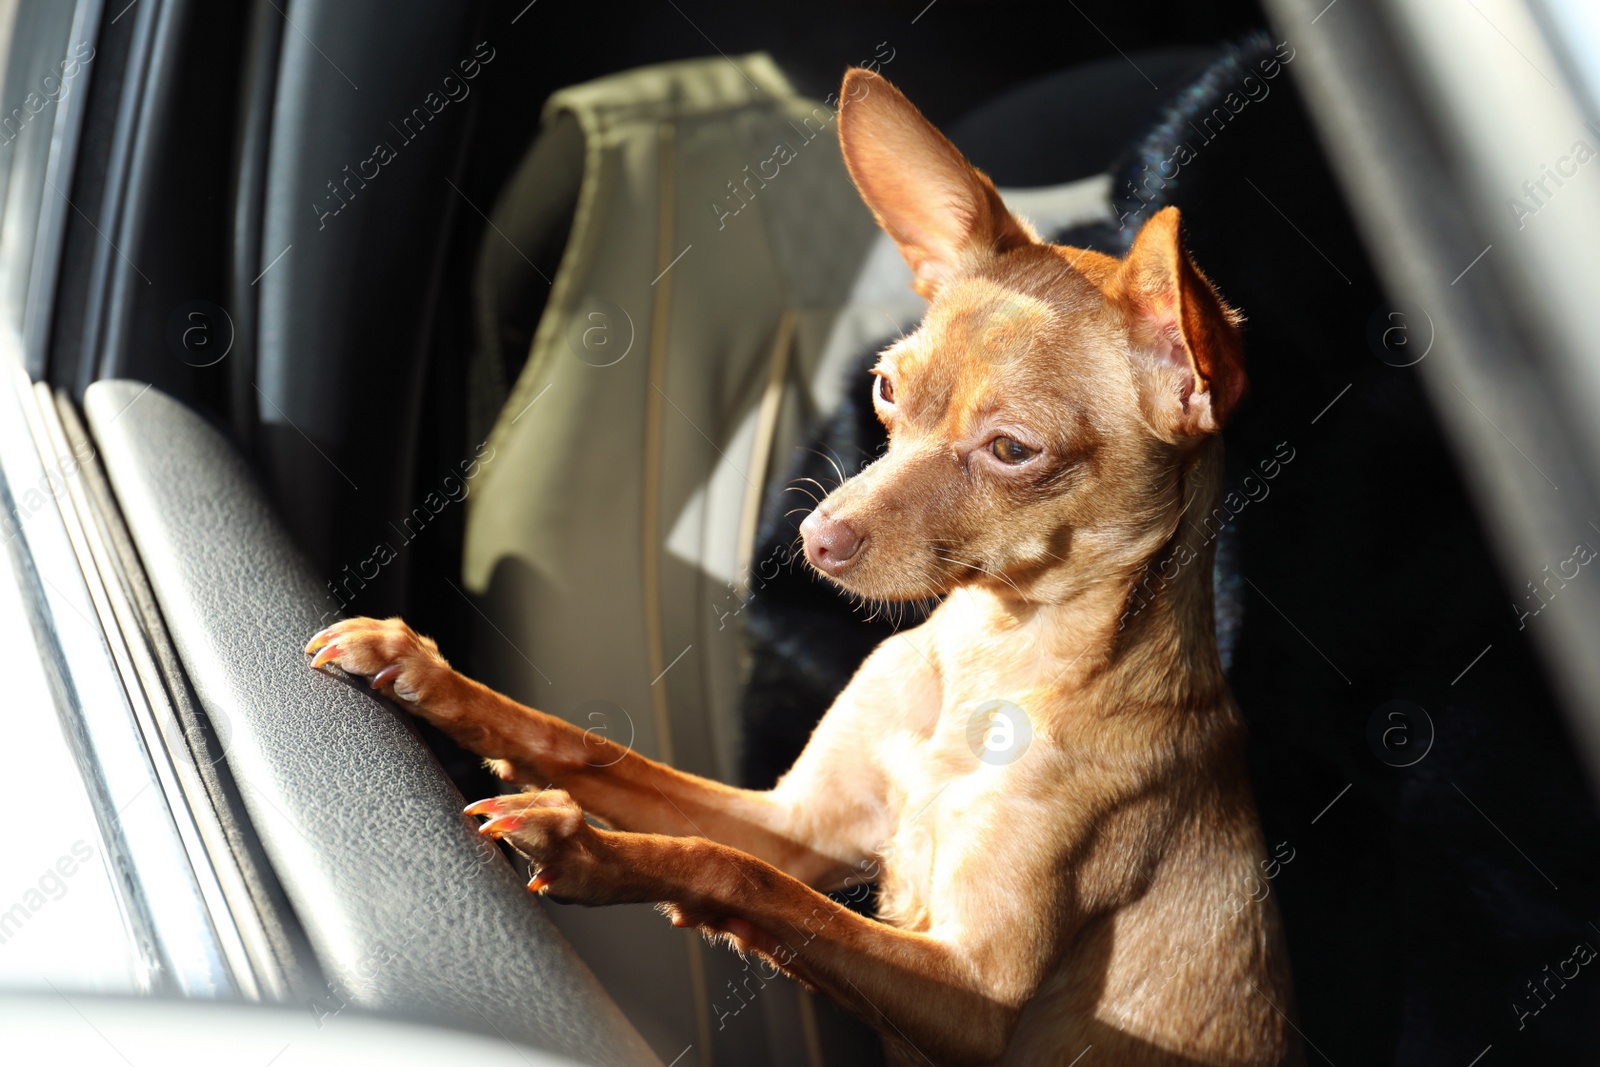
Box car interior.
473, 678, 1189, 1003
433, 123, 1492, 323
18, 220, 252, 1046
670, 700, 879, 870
5, 0, 1600, 1064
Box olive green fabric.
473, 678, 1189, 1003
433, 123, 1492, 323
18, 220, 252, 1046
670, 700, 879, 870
464, 52, 876, 780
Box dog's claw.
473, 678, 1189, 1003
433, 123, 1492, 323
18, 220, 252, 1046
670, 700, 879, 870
480, 814, 526, 837
302, 617, 453, 711
463, 789, 592, 899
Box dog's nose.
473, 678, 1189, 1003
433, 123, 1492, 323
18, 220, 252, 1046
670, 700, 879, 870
801, 510, 864, 576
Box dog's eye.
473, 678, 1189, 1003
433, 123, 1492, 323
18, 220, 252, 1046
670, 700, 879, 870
874, 373, 895, 405
990, 437, 1036, 464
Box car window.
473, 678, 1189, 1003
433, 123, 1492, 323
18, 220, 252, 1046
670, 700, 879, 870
0, 0, 148, 996
0, 0, 91, 370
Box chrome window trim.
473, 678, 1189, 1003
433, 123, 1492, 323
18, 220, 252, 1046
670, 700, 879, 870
1, 334, 235, 997
63, 390, 297, 999
36, 380, 292, 1000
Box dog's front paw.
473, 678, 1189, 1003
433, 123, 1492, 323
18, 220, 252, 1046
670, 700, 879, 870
305, 616, 458, 713
466, 790, 608, 902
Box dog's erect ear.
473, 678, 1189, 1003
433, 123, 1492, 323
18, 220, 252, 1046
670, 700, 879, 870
837, 68, 1036, 299
1115, 207, 1246, 438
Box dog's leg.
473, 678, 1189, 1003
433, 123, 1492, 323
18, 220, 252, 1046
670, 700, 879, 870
307, 617, 934, 887
468, 788, 1027, 1066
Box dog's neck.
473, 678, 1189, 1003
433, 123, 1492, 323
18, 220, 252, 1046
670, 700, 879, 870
957, 438, 1229, 711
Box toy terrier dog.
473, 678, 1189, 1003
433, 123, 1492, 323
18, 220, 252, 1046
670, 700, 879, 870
308, 68, 1297, 1066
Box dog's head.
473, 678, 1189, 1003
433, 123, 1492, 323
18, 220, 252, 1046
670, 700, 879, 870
799, 69, 1247, 605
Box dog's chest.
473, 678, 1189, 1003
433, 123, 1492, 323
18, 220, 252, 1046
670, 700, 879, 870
870, 710, 1023, 931
866, 606, 1065, 930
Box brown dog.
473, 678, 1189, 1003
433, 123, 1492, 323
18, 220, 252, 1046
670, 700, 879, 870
307, 68, 1297, 1066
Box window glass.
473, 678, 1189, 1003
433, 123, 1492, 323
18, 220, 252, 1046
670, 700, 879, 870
1538, 1, 1600, 125
0, 0, 85, 357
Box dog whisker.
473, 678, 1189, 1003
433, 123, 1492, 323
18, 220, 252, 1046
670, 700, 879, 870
931, 547, 1026, 598
783, 484, 822, 504
795, 475, 836, 499
806, 447, 848, 488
